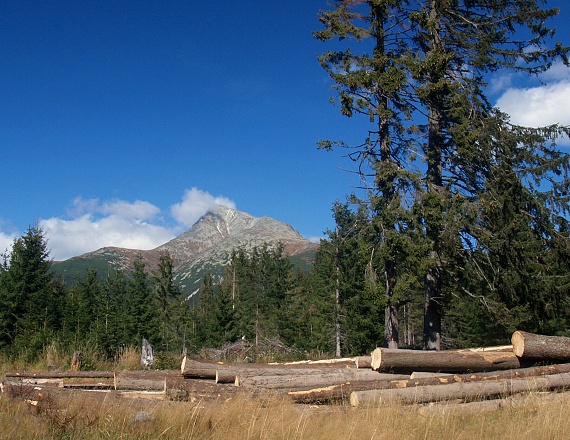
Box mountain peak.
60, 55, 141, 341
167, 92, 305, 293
53, 207, 318, 297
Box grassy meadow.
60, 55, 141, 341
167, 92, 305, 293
2, 389, 570, 440
3, 345, 570, 439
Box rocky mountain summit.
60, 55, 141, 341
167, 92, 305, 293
53, 206, 319, 298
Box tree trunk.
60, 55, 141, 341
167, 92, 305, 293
370, 348, 520, 373
287, 378, 406, 404
422, 0, 445, 352
235, 370, 406, 390
356, 356, 372, 369
4, 371, 114, 379
512, 331, 570, 361
114, 371, 168, 391
181, 356, 360, 381
350, 371, 570, 406
270, 358, 357, 367
70, 351, 82, 372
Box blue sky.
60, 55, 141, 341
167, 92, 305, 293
2, 1, 570, 261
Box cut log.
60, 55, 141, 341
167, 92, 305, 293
370, 348, 520, 373
236, 370, 407, 390
350, 371, 570, 406
367, 362, 570, 391
268, 358, 357, 368
113, 371, 168, 391
457, 345, 513, 353
216, 370, 238, 384
180, 357, 223, 379
289, 364, 570, 404
288, 378, 407, 404
409, 372, 454, 379
117, 390, 165, 400
512, 331, 570, 361
2, 378, 64, 387
355, 356, 372, 369
4, 371, 114, 379
181, 356, 359, 381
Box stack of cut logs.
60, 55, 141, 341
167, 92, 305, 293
4, 331, 570, 407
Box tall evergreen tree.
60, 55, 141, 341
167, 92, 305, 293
3, 225, 62, 353
316, 0, 570, 349
126, 255, 157, 345
152, 252, 182, 351
408, 0, 569, 348
66, 268, 100, 344
315, 0, 423, 348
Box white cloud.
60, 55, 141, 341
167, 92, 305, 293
496, 81, 570, 136
0, 231, 16, 256
2, 189, 237, 261
487, 73, 513, 95
541, 61, 570, 82
171, 187, 236, 228
493, 61, 570, 136
0, 189, 236, 261
41, 212, 175, 261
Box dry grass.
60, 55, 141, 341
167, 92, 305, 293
2, 389, 570, 440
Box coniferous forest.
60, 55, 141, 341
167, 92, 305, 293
2, 0, 570, 365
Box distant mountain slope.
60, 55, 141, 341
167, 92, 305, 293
52, 206, 319, 297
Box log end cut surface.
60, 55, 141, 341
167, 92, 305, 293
511, 331, 526, 357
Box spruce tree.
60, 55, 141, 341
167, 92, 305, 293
4, 225, 61, 353
152, 252, 182, 350
407, 1, 569, 348
315, 0, 422, 348
126, 255, 157, 345
316, 0, 570, 349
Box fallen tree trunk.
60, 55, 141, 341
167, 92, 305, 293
4, 371, 114, 379
290, 362, 570, 404
355, 357, 372, 369
457, 345, 514, 353
392, 363, 570, 388
287, 378, 408, 404
512, 331, 570, 361
370, 348, 520, 373
268, 358, 357, 368
181, 356, 358, 381
113, 371, 176, 391
350, 371, 570, 406
2, 378, 64, 387
236, 370, 407, 389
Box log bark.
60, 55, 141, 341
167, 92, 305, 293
180, 357, 222, 379
4, 371, 114, 379
2, 378, 64, 387
236, 370, 407, 390
289, 364, 570, 404
113, 371, 171, 391
216, 370, 238, 384
287, 378, 406, 404
512, 331, 570, 361
268, 358, 357, 368
370, 348, 520, 373
350, 371, 570, 406
355, 356, 372, 369
457, 345, 513, 353
181, 356, 359, 381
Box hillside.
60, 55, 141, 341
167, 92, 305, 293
52, 206, 319, 298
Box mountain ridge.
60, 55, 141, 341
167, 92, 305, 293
52, 206, 319, 297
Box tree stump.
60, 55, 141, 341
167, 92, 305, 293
141, 338, 154, 369
70, 351, 82, 371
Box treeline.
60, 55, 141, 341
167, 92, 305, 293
2, 218, 569, 364
0, 226, 189, 362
